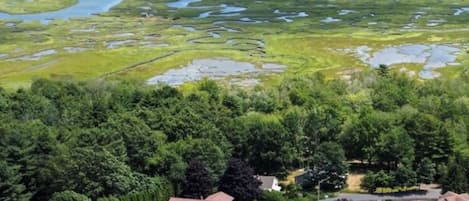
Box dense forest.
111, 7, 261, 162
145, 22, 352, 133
1, 67, 469, 201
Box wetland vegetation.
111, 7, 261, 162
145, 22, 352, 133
0, 0, 77, 14
0, 0, 468, 89
0, 1, 469, 201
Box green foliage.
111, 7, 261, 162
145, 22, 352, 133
97, 178, 173, 201
376, 128, 414, 168
236, 113, 295, 176
182, 159, 214, 199
360, 173, 377, 193
103, 113, 161, 172
0, 71, 468, 200
309, 142, 349, 191
404, 113, 452, 164
49, 191, 91, 201
0, 161, 31, 201
219, 159, 262, 201
417, 158, 436, 184
64, 147, 153, 200
360, 171, 394, 193
361, 166, 418, 193
339, 111, 395, 163
392, 164, 417, 189
441, 153, 469, 193
377, 64, 390, 77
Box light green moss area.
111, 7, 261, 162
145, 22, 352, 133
0, 0, 468, 90
0, 0, 77, 14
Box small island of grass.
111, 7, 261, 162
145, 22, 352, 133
0, 0, 78, 14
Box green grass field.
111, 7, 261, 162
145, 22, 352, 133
0, 0, 468, 89
0, 0, 77, 14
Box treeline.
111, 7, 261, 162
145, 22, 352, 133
1, 68, 469, 201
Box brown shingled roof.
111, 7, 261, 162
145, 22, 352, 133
169, 197, 202, 201
205, 192, 234, 201
169, 192, 233, 201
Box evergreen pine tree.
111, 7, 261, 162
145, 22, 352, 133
0, 161, 31, 201
417, 158, 436, 186
442, 154, 469, 193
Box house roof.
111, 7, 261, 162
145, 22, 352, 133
441, 192, 459, 199
205, 192, 234, 201
439, 192, 469, 201
256, 176, 276, 189
168, 192, 233, 201
169, 198, 202, 201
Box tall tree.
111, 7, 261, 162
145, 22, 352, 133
339, 111, 394, 163
219, 159, 261, 201
21, 126, 62, 201
417, 158, 436, 186
0, 161, 31, 201
242, 113, 295, 176
404, 113, 452, 165
104, 113, 161, 172
64, 147, 151, 200
182, 159, 214, 199
441, 154, 469, 193
303, 106, 343, 156
308, 142, 349, 190
392, 164, 417, 190
376, 128, 414, 169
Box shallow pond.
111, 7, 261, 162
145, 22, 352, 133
338, 9, 357, 15
208, 32, 221, 38
173, 25, 197, 32
198, 4, 246, 18
321, 17, 342, 23
13, 49, 57, 61
276, 12, 308, 22
64, 47, 87, 53
454, 8, 469, 16
147, 58, 286, 86
426, 19, 446, 27
238, 17, 266, 24
167, 0, 201, 9
356, 44, 460, 79
0, 0, 122, 22
70, 27, 97, 33
106, 40, 136, 49
139, 42, 169, 48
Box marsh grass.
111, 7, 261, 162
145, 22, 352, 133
0, 0, 468, 89
0, 0, 77, 14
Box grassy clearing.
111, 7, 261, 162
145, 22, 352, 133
343, 173, 365, 193
0, 0, 77, 14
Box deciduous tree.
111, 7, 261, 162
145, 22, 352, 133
219, 159, 261, 201
182, 159, 214, 199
